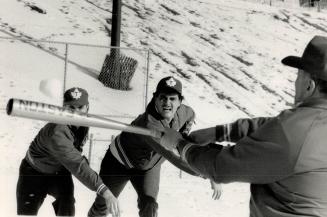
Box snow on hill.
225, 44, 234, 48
1, 0, 327, 216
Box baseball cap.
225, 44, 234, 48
64, 87, 89, 106
282, 35, 327, 81
155, 76, 182, 95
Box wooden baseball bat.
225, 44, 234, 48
6, 98, 162, 138
6, 98, 199, 176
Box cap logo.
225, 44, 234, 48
71, 88, 82, 99
166, 78, 176, 87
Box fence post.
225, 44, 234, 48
63, 43, 68, 95
88, 133, 94, 165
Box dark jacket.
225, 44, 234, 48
25, 124, 104, 192
113, 99, 195, 170
184, 97, 327, 217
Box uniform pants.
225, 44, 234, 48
88, 150, 161, 217
16, 159, 75, 216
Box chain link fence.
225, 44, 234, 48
1, 36, 150, 171
85, 134, 114, 171
0, 36, 150, 119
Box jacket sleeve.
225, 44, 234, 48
215, 117, 273, 142
182, 117, 293, 184
47, 126, 104, 193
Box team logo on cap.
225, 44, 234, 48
71, 88, 82, 99
166, 77, 176, 87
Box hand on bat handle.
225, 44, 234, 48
159, 128, 184, 152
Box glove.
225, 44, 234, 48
159, 127, 184, 152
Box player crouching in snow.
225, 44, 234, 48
88, 76, 221, 217
16, 87, 120, 217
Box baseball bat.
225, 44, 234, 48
6, 98, 162, 138
6, 98, 199, 176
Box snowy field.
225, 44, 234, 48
1, 0, 327, 216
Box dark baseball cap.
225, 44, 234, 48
155, 76, 182, 95
64, 87, 89, 106
282, 35, 327, 81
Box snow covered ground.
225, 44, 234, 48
1, 0, 327, 216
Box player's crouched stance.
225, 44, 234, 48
16, 87, 120, 217
88, 77, 222, 217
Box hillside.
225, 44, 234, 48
2, 0, 327, 121
1, 0, 327, 217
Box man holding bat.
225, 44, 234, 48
159, 36, 327, 217
16, 87, 120, 217
88, 76, 222, 217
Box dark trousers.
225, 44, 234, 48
88, 150, 161, 217
16, 159, 75, 216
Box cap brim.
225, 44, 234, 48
281, 56, 304, 70
64, 101, 88, 107
156, 87, 181, 95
